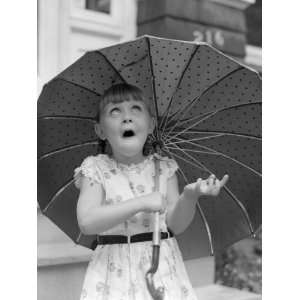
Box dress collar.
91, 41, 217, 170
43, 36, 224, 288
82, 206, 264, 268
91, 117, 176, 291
97, 154, 155, 172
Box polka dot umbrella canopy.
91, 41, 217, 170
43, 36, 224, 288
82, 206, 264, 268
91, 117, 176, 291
37, 35, 261, 255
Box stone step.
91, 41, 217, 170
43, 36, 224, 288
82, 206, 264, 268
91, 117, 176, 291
194, 284, 261, 300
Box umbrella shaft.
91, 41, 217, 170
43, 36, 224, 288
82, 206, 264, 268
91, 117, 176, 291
153, 212, 161, 245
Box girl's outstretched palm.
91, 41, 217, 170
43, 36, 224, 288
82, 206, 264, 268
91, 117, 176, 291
184, 174, 229, 199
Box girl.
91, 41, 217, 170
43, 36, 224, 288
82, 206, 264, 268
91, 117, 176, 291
74, 83, 229, 299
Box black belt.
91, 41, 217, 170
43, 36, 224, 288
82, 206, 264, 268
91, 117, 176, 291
94, 230, 174, 246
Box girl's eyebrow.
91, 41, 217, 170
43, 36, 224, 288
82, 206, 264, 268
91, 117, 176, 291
109, 104, 120, 109
131, 101, 144, 108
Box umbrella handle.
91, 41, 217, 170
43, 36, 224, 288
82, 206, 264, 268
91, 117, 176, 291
145, 213, 164, 300
145, 156, 164, 299
145, 243, 164, 300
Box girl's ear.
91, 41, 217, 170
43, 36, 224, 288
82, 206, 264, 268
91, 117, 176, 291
148, 117, 155, 135
94, 123, 106, 140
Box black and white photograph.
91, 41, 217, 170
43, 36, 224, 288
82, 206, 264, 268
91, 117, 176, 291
37, 0, 264, 299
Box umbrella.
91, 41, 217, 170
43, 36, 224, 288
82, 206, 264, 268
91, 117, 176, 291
37, 35, 261, 294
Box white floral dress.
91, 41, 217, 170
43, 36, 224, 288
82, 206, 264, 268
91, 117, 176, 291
74, 154, 198, 300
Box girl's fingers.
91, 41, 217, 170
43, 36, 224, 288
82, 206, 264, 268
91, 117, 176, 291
207, 177, 214, 186
195, 178, 202, 192
199, 179, 207, 191
219, 174, 229, 187
196, 178, 203, 187
206, 174, 215, 186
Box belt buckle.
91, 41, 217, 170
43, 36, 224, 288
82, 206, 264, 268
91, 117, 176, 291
127, 234, 131, 244
166, 230, 170, 239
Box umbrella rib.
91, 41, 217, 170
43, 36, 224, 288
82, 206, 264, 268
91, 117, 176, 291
164, 148, 206, 172
37, 115, 97, 122
166, 130, 261, 141
167, 146, 215, 156
164, 133, 225, 144
165, 101, 262, 139
53, 77, 104, 97
176, 166, 190, 184
116, 54, 148, 71
170, 143, 255, 234
38, 140, 98, 161
166, 109, 218, 140
159, 44, 200, 133
167, 101, 262, 132
145, 37, 160, 140
166, 136, 261, 176
75, 232, 98, 246
164, 111, 215, 133
163, 94, 210, 138
162, 66, 244, 135
42, 178, 76, 213
196, 202, 214, 256
166, 110, 219, 140
166, 142, 261, 177
223, 186, 254, 234
76, 232, 83, 244
95, 50, 127, 84
165, 101, 261, 140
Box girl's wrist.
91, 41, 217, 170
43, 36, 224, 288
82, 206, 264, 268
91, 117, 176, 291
134, 194, 149, 212
130, 197, 142, 213
183, 187, 199, 202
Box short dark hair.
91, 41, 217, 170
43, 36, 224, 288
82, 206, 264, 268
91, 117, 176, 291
96, 83, 152, 122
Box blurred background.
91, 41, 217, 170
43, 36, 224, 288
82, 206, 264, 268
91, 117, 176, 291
37, 1, 261, 299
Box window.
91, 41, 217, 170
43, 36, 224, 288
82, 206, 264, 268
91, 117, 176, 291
85, 0, 111, 14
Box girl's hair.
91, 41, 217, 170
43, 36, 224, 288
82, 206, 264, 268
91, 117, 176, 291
96, 83, 152, 122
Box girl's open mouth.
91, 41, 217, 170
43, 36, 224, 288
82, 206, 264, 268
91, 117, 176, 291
122, 130, 135, 138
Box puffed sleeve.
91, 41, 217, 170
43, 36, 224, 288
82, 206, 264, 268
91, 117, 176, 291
165, 157, 178, 179
73, 156, 104, 189
157, 155, 179, 179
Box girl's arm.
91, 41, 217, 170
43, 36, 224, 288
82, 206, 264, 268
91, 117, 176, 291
77, 177, 164, 235
166, 173, 229, 235
165, 174, 198, 235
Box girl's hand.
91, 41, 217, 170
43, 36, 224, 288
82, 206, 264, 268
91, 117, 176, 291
184, 174, 229, 199
141, 191, 166, 213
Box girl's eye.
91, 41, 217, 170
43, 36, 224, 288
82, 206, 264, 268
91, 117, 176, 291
110, 107, 120, 115
132, 105, 142, 111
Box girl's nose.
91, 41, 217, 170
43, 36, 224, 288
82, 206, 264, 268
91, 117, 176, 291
123, 117, 132, 123
122, 109, 133, 123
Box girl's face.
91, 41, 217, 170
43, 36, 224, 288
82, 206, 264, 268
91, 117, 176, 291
95, 98, 155, 161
